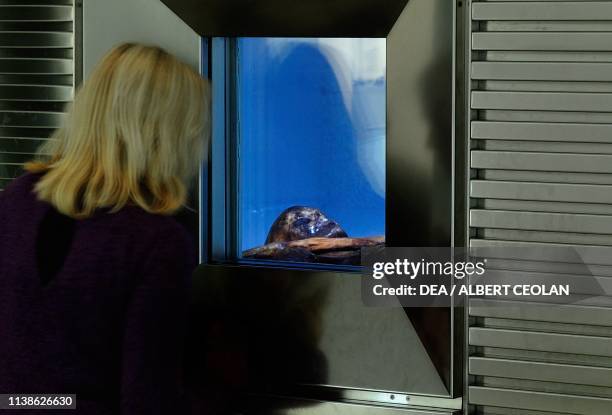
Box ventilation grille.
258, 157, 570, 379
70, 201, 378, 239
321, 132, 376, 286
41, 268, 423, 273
0, 0, 75, 191
468, 1, 612, 414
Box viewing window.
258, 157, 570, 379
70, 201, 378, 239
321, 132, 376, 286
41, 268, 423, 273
235, 38, 386, 266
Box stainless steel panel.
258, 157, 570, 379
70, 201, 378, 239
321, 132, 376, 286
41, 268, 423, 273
469, 268, 612, 296
471, 151, 612, 173
0, 138, 47, 154
470, 299, 612, 326
473, 32, 612, 51
0, 6, 73, 21
472, 91, 612, 112
470, 209, 612, 235
469, 239, 612, 266
481, 109, 612, 124
481, 199, 612, 216
0, 58, 73, 74
485, 21, 612, 32
243, 395, 458, 415
0, 32, 73, 48
469, 386, 612, 415
472, 2, 612, 21
0, 126, 54, 139
480, 170, 612, 184
482, 80, 612, 93
0, 74, 73, 86
486, 50, 612, 63
481, 141, 612, 155
159, 0, 409, 37
387, 0, 453, 247
480, 228, 612, 247
472, 62, 612, 82
470, 357, 612, 388
0, 1, 73, 5
0, 85, 72, 101
0, 111, 64, 128
469, 327, 612, 357
472, 122, 612, 143
473, 178, 612, 207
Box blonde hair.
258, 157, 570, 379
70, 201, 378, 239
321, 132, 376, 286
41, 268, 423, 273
27, 43, 210, 219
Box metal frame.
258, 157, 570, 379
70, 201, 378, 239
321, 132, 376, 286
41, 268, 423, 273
198, 0, 467, 411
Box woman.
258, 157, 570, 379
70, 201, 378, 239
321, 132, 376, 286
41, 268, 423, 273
0, 43, 209, 414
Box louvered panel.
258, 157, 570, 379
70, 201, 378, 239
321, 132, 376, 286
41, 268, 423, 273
472, 62, 612, 82
472, 122, 612, 143
470, 358, 612, 388
469, 387, 612, 415
471, 210, 612, 235
468, 2, 612, 412
472, 2, 612, 21
471, 180, 612, 203
472, 151, 612, 173
472, 33, 612, 51
0, 59, 73, 74
479, 170, 612, 184
470, 328, 612, 357
472, 92, 612, 112
0, 1, 75, 190
0, 6, 73, 22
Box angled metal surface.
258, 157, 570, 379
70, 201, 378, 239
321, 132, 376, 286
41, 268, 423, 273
159, 0, 410, 37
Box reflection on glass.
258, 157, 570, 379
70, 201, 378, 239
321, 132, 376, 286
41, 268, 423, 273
237, 38, 386, 265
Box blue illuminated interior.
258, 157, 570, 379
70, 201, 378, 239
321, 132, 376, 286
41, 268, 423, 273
236, 38, 386, 252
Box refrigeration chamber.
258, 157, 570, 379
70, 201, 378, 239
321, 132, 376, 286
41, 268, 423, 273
158, 0, 467, 413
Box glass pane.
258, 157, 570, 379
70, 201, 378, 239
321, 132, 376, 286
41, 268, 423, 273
237, 38, 386, 266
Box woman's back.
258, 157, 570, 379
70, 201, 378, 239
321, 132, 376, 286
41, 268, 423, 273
0, 173, 195, 414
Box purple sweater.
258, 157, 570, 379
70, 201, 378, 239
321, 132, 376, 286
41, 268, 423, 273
0, 174, 195, 414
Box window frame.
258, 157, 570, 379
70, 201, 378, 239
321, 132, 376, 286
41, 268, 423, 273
197, 0, 467, 408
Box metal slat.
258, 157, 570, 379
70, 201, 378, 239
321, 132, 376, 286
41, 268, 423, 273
0, 48, 72, 59
472, 91, 612, 112
469, 327, 612, 356
473, 33, 612, 51
0, 85, 72, 101
480, 170, 612, 185
470, 357, 612, 388
471, 151, 612, 173
0, 32, 72, 48
0, 1, 73, 5
472, 268, 612, 296
0, 127, 54, 139
470, 299, 612, 326
485, 21, 612, 32
471, 209, 612, 235
487, 51, 612, 63
469, 386, 612, 414
0, 6, 73, 22
481, 110, 612, 124
470, 239, 612, 266
472, 122, 612, 143
0, 74, 73, 86
0, 153, 33, 164
0, 21, 73, 32
481, 141, 612, 155
473, 2, 612, 21
481, 199, 612, 216
481, 228, 612, 247
472, 62, 612, 82
0, 58, 72, 74
0, 111, 64, 128
0, 138, 46, 154
472, 180, 612, 205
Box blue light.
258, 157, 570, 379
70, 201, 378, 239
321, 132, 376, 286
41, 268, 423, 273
237, 38, 386, 252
